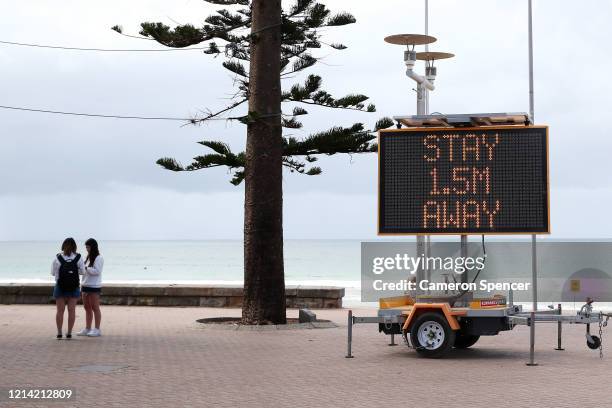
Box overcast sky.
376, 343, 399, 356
1, 0, 611, 240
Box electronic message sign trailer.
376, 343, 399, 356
347, 13, 610, 362
347, 118, 610, 360
378, 125, 549, 235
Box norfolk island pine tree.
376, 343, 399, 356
113, 0, 393, 324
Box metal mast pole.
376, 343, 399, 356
424, 0, 432, 288
526, 0, 538, 367
424, 0, 430, 112
458, 0, 467, 288
528, 0, 538, 313
528, 0, 535, 122
416, 0, 430, 294
416, 82, 426, 295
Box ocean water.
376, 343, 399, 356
0, 240, 363, 304
2, 240, 610, 310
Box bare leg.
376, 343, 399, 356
67, 297, 77, 334
55, 298, 66, 334
90, 294, 102, 330
82, 293, 93, 330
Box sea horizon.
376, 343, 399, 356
2, 238, 611, 309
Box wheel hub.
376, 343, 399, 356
417, 321, 445, 350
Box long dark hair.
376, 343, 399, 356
61, 238, 77, 256
85, 238, 100, 267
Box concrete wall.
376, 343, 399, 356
0, 284, 345, 308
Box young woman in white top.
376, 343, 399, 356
77, 238, 104, 337
51, 237, 85, 339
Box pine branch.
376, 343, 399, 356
288, 0, 316, 17
158, 116, 393, 183
281, 117, 303, 129
205, 0, 249, 5
139, 23, 206, 48
324, 13, 357, 27
303, 4, 330, 28
282, 74, 376, 112
292, 106, 308, 116
196, 141, 231, 155
190, 98, 248, 125
157, 158, 185, 171
328, 43, 347, 50
222, 60, 248, 77
147, 0, 388, 184
281, 53, 317, 77
138, 7, 251, 48
374, 117, 395, 131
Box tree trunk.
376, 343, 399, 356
242, 0, 286, 324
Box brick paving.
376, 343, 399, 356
0, 305, 611, 408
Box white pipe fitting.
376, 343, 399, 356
406, 69, 435, 91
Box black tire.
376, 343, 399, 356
410, 312, 455, 358
454, 334, 480, 349
587, 335, 601, 350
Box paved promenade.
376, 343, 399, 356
1, 305, 611, 407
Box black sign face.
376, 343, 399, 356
378, 126, 549, 234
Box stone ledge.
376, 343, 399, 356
0, 284, 345, 308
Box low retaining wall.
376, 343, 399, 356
0, 284, 344, 308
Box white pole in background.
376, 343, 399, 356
528, 0, 535, 122
424, 0, 432, 287
425, 0, 430, 113
526, 0, 538, 367
415, 0, 429, 295
528, 0, 538, 313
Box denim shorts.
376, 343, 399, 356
53, 285, 81, 299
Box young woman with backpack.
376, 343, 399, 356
51, 237, 85, 339
76, 238, 104, 337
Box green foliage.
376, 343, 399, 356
282, 117, 303, 129
119, 0, 393, 184
292, 107, 308, 116
164, 117, 394, 184
282, 75, 375, 112
205, 0, 249, 5
156, 158, 185, 172
325, 13, 357, 27
303, 4, 330, 28
329, 43, 347, 50
374, 117, 395, 131
139, 23, 205, 47
222, 60, 248, 77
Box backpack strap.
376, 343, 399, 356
57, 253, 80, 264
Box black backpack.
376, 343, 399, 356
57, 254, 81, 291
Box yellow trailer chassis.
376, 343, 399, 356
345, 296, 610, 360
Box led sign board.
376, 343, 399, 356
378, 126, 549, 234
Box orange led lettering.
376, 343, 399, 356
423, 135, 440, 162
482, 133, 499, 160
462, 134, 480, 161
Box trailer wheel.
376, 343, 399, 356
587, 335, 601, 350
454, 334, 480, 349
410, 312, 455, 358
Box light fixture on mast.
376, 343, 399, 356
383, 33, 454, 294
417, 51, 454, 84
384, 34, 453, 115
